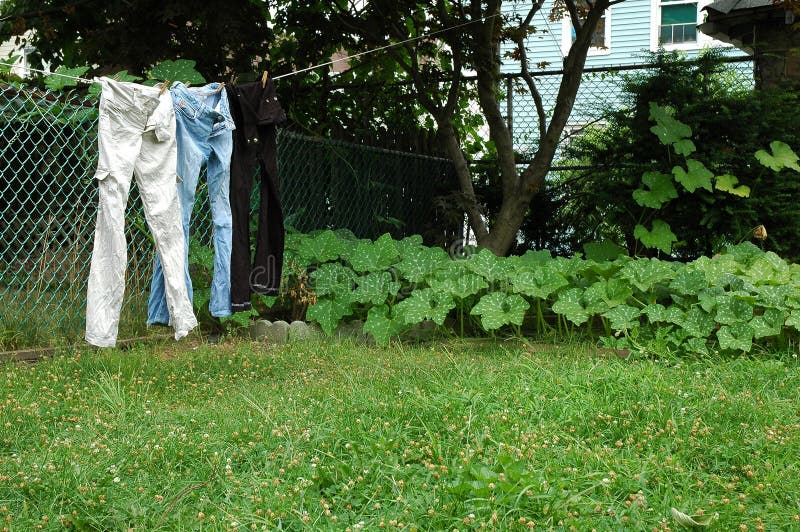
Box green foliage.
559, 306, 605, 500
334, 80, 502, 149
672, 159, 714, 193
558, 50, 800, 260
632, 171, 678, 209
0, 0, 274, 80
633, 220, 678, 254
272, 231, 799, 354
44, 66, 89, 91
648, 102, 692, 148
755, 141, 800, 173
470, 292, 529, 331
146, 59, 206, 86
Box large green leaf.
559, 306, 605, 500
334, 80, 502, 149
470, 292, 530, 331
602, 304, 641, 331
684, 337, 709, 356
353, 271, 401, 305
648, 102, 692, 145
715, 295, 754, 325
755, 141, 800, 173
632, 171, 678, 208
584, 278, 633, 314
394, 245, 449, 283
306, 296, 354, 335
0, 55, 19, 75
363, 305, 404, 345
394, 288, 455, 326
749, 309, 785, 339
672, 159, 714, 193
755, 285, 795, 309
672, 138, 696, 156
679, 307, 716, 338
618, 258, 675, 292
463, 248, 514, 282
348, 233, 400, 272
552, 288, 590, 325
297, 230, 348, 264
516, 249, 554, 267
394, 234, 424, 256
697, 286, 725, 313
669, 268, 708, 296
633, 220, 677, 254
428, 268, 488, 299
148, 59, 206, 85
716, 322, 754, 352
45, 66, 90, 91
746, 255, 792, 286
510, 265, 569, 300
644, 303, 668, 323
722, 242, 764, 266
310, 262, 356, 296
714, 174, 751, 197
693, 255, 740, 285
785, 310, 800, 333
583, 240, 628, 262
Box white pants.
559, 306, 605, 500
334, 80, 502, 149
85, 78, 197, 347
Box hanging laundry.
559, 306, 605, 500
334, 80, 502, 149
147, 81, 236, 325
225, 77, 286, 312
85, 77, 197, 347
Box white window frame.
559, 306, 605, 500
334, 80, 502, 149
649, 0, 719, 51
562, 5, 612, 57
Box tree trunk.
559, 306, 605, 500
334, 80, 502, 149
481, 189, 533, 254
475, 0, 610, 256
438, 121, 489, 242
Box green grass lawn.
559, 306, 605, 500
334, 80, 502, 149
1, 338, 799, 530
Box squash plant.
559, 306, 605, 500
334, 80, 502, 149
257, 230, 800, 355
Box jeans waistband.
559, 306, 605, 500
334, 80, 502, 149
97, 77, 162, 115
170, 81, 235, 134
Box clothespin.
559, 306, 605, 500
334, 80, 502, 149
159, 80, 170, 95
261, 71, 269, 88
214, 82, 225, 94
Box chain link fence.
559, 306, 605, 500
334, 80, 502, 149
491, 55, 755, 157
1, 57, 757, 349
0, 84, 458, 349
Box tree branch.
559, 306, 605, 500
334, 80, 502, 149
0, 0, 100, 23
515, 0, 548, 139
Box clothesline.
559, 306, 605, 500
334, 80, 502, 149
0, 62, 94, 84
0, 11, 502, 85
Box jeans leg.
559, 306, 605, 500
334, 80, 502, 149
230, 147, 255, 311
135, 129, 197, 339
147, 138, 203, 325
251, 163, 284, 295
207, 132, 233, 317
85, 172, 133, 347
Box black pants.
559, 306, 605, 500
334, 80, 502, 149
226, 82, 285, 312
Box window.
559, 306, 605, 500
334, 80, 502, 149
562, 1, 611, 56
659, 0, 697, 45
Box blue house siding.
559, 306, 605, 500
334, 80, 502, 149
499, 0, 752, 154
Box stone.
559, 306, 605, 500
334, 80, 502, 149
263, 320, 290, 344
288, 320, 324, 341
248, 319, 272, 340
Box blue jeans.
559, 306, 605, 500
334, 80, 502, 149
148, 82, 235, 323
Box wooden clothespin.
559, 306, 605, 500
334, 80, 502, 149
261, 71, 269, 88
159, 80, 170, 95
214, 82, 225, 94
